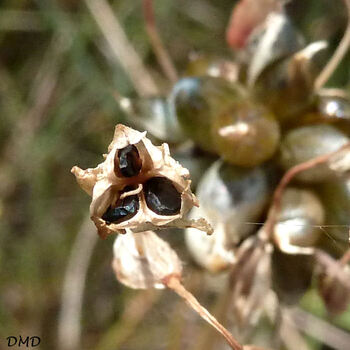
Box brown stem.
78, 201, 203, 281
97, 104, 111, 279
143, 0, 178, 83
163, 275, 243, 350
314, 0, 350, 90
264, 143, 350, 241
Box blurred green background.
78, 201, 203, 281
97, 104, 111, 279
0, 1, 349, 349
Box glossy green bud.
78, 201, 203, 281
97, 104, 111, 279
252, 41, 327, 122
211, 101, 280, 167
184, 54, 238, 82
117, 96, 183, 143
319, 178, 350, 244
196, 160, 275, 244
170, 77, 244, 152
279, 124, 349, 183
273, 187, 324, 254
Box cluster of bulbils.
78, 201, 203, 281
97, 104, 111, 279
72, 9, 350, 333
115, 10, 350, 317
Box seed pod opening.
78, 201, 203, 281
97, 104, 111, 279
115, 144, 142, 178
72, 124, 212, 238
144, 177, 182, 216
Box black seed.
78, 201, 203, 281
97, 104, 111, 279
144, 177, 181, 215
102, 194, 139, 224
116, 145, 142, 177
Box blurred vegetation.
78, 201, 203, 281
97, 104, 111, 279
0, 1, 349, 350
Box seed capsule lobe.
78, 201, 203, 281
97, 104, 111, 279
116, 145, 142, 177
144, 177, 181, 216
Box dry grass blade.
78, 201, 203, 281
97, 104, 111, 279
85, 0, 159, 96
58, 218, 98, 350
288, 308, 350, 350
143, 0, 178, 83
314, 0, 350, 89
164, 275, 243, 350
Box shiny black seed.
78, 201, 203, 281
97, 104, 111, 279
144, 177, 181, 215
116, 145, 142, 177
102, 194, 139, 224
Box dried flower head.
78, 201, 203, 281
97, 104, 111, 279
112, 230, 182, 289
71, 124, 212, 238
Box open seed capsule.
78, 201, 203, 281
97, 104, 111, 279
71, 124, 212, 238
211, 101, 280, 167
170, 77, 245, 153
279, 124, 349, 183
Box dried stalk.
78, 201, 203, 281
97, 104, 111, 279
289, 308, 350, 350
264, 142, 350, 241
85, 0, 159, 96
58, 217, 98, 350
164, 275, 243, 350
142, 0, 178, 83
314, 0, 350, 90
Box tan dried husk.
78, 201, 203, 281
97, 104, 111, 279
228, 231, 272, 331
185, 205, 236, 273
112, 230, 182, 289
71, 124, 212, 238
316, 250, 350, 315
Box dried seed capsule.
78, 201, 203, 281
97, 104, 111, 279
211, 101, 280, 167
144, 177, 181, 216
116, 144, 142, 177
102, 194, 139, 224
279, 124, 349, 183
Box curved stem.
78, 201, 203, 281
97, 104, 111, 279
85, 0, 159, 96
142, 0, 178, 83
314, 0, 350, 90
264, 143, 350, 241
164, 275, 243, 350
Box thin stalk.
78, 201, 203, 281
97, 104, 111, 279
314, 0, 350, 90
85, 0, 159, 96
264, 143, 350, 241
163, 275, 243, 350
142, 0, 178, 83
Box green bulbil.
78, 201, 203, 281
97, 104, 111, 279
211, 101, 280, 167
170, 77, 243, 152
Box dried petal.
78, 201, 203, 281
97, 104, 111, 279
112, 230, 182, 289
185, 206, 235, 273
316, 251, 350, 315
